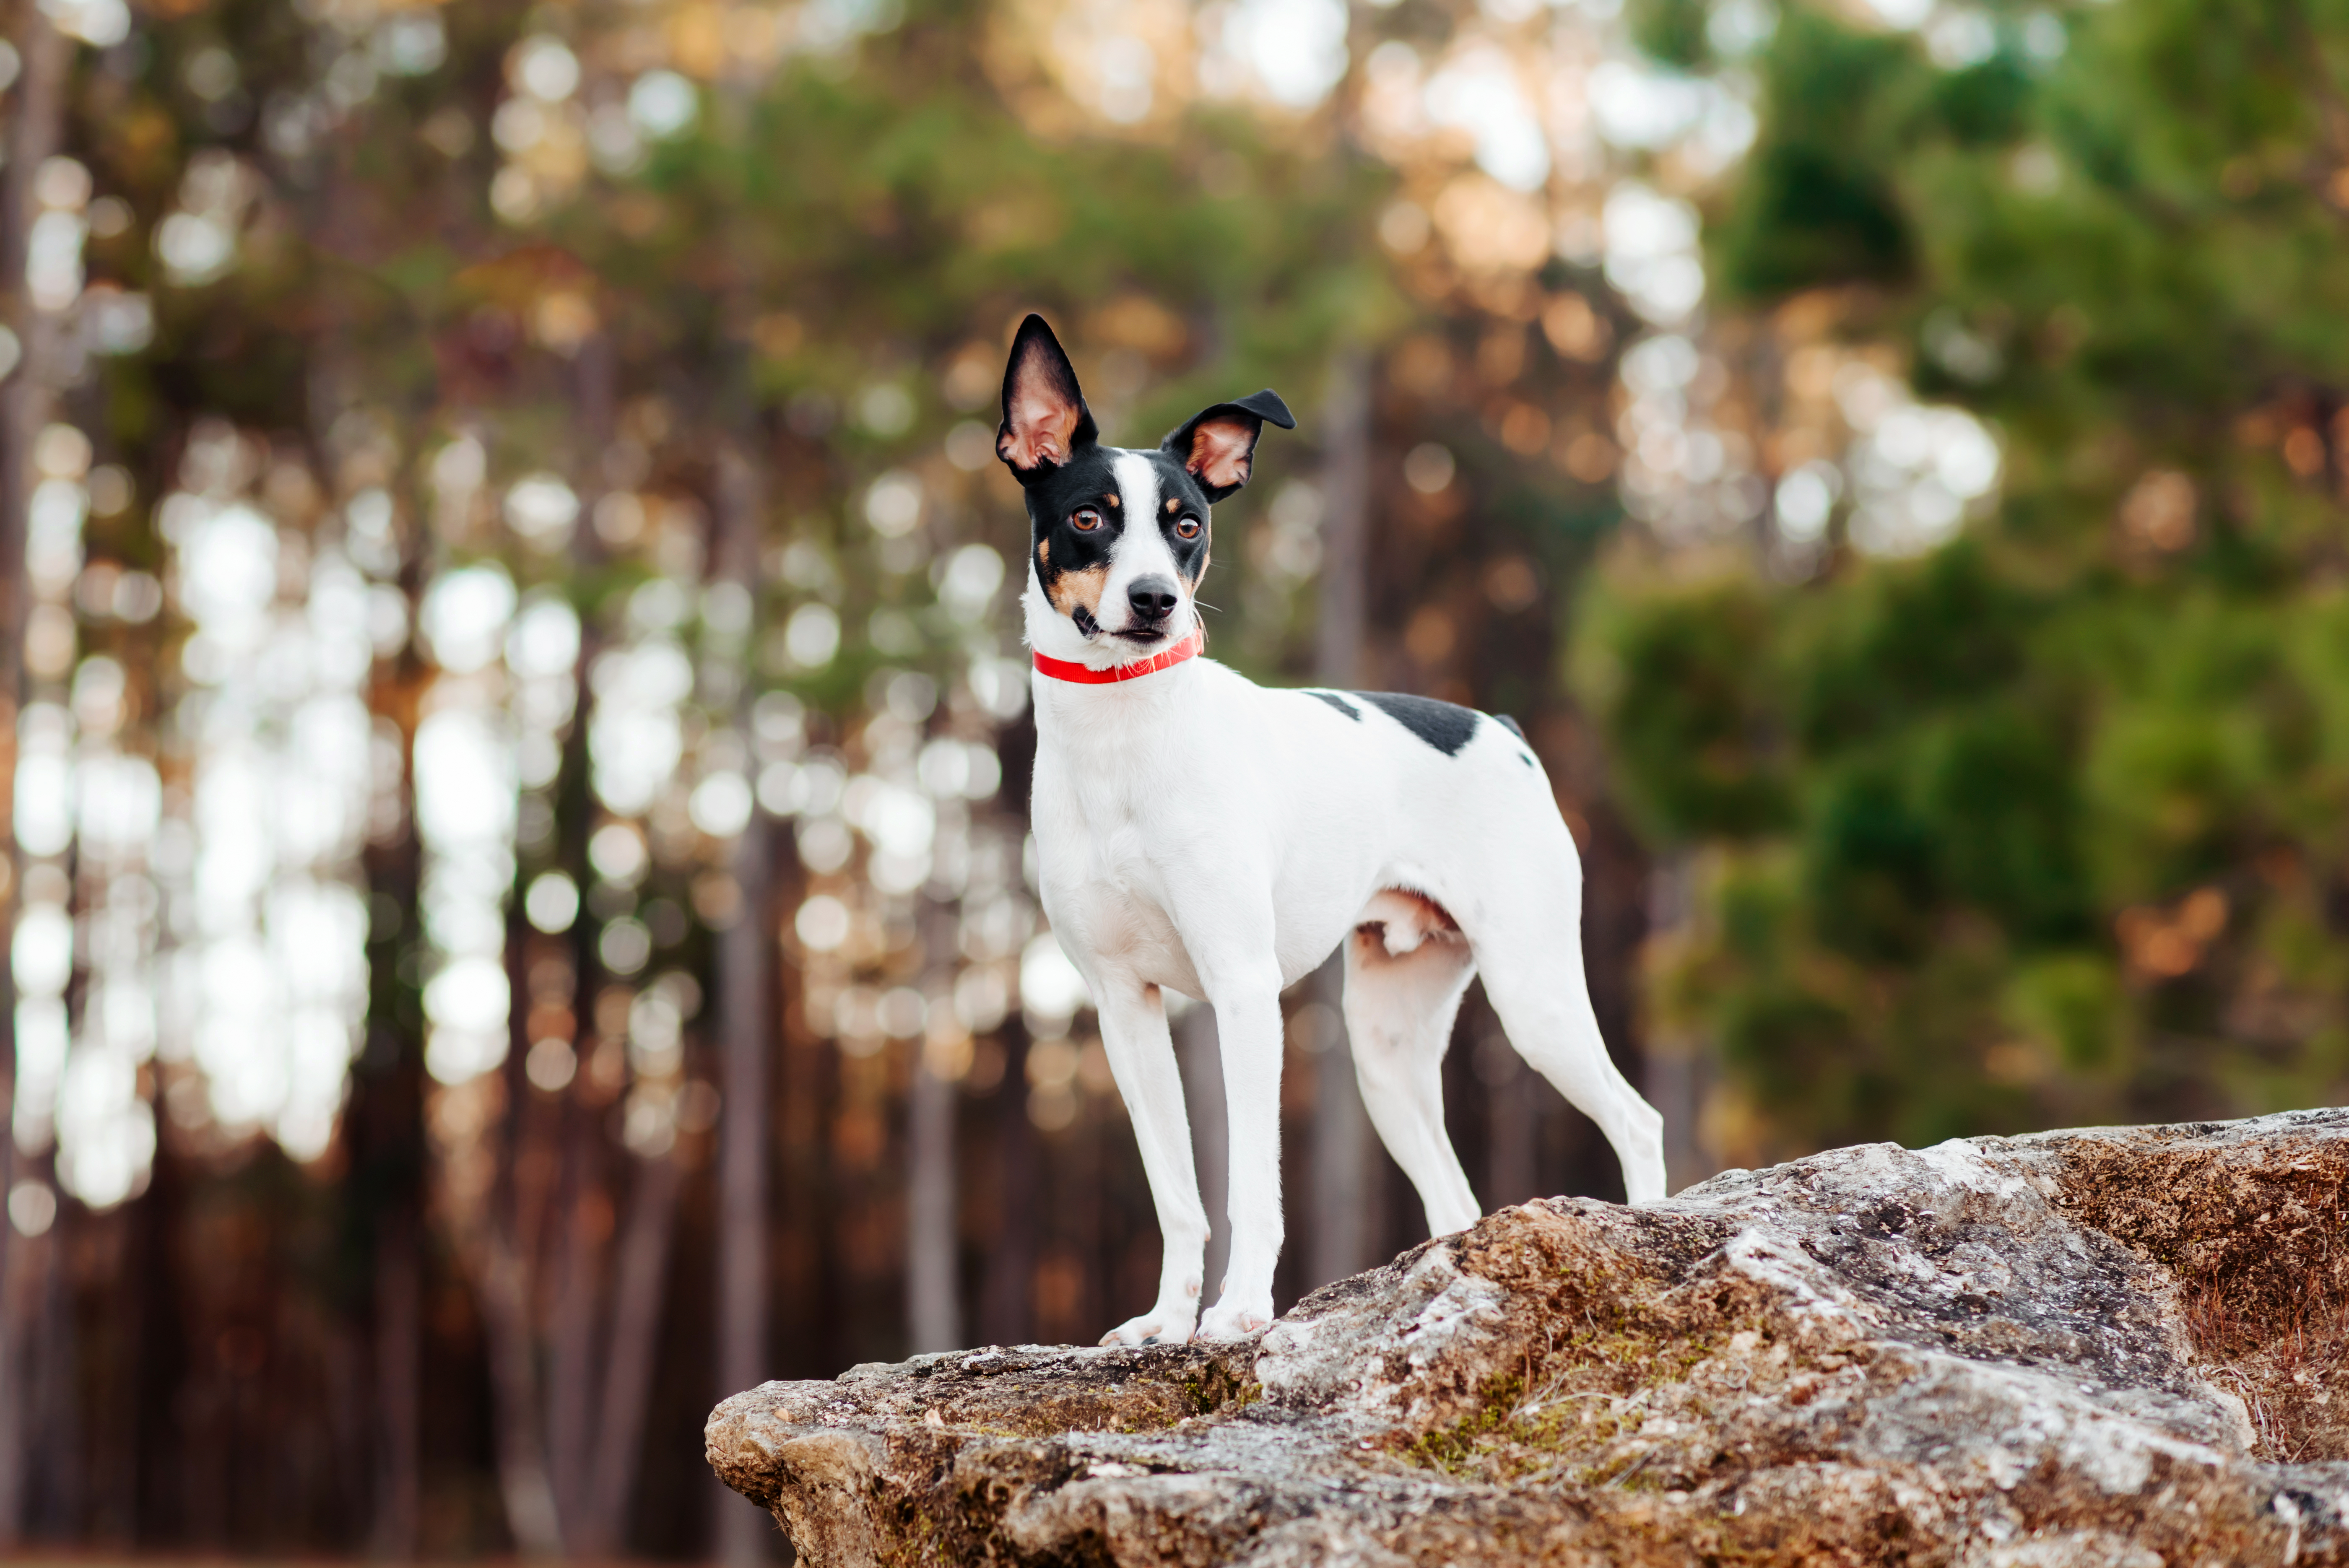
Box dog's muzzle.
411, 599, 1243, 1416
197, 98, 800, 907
1123, 575, 1180, 639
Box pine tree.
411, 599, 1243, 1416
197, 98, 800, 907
1584, 0, 2349, 1165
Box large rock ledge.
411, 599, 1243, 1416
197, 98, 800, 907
710, 1109, 2349, 1565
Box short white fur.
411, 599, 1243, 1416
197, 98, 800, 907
1021, 444, 1668, 1346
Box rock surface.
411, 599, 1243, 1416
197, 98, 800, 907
709, 1109, 2349, 1565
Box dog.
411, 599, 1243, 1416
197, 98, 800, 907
996, 314, 1667, 1345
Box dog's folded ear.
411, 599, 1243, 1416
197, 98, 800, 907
998, 314, 1099, 482
1162, 389, 1296, 502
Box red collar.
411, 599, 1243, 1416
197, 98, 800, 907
1032, 628, 1204, 685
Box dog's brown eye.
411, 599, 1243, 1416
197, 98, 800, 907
1174, 516, 1201, 539
1072, 508, 1103, 532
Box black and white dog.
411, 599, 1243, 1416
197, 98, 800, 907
997, 314, 1666, 1345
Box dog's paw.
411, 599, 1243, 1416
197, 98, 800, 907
1099, 1307, 1196, 1347
1195, 1300, 1273, 1341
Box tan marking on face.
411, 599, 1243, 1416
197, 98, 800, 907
1186, 542, 1210, 587
1038, 539, 1049, 567
1046, 563, 1110, 620
1105, 491, 1120, 508
1164, 496, 1181, 515
1185, 415, 1257, 490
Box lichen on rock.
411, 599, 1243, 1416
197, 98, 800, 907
709, 1108, 2349, 1565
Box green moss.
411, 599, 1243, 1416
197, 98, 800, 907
1390, 1272, 1790, 1485
1177, 1360, 1262, 1417
1401, 1373, 1527, 1472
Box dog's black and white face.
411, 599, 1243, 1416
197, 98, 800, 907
997, 314, 1293, 655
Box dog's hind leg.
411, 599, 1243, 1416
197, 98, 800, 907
1092, 981, 1212, 1346
1471, 886, 1666, 1205
1341, 910, 1482, 1239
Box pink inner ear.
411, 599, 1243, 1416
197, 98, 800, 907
1000, 340, 1085, 471
1186, 416, 1255, 490
1000, 387, 1081, 470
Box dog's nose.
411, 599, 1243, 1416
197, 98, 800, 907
1128, 576, 1180, 622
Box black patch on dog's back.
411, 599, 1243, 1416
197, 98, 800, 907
1356, 691, 1480, 756
1494, 714, 1524, 740
1307, 691, 1360, 720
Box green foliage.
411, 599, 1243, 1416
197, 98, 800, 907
1573, 575, 1789, 845
1920, 54, 2034, 148
2004, 953, 2124, 1075
1707, 9, 1916, 298
1587, 0, 2349, 1158
1628, 0, 1714, 69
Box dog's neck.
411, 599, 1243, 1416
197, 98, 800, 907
1022, 572, 1203, 732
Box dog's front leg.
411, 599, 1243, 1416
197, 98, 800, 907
1197, 961, 1285, 1340
1093, 980, 1211, 1346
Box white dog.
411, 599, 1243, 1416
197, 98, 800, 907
996, 315, 1667, 1345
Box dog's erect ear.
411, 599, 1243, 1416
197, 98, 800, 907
998, 314, 1098, 482
1161, 389, 1296, 502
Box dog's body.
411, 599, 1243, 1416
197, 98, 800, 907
998, 316, 1666, 1345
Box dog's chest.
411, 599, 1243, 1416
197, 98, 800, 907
1033, 747, 1198, 989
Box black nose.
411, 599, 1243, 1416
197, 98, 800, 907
1128, 576, 1179, 621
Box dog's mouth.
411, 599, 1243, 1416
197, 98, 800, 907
1071, 604, 1173, 645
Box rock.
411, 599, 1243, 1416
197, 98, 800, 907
708, 1109, 2349, 1565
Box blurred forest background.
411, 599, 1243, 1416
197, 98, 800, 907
0, 0, 2341, 1555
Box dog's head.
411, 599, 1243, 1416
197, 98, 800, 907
997, 313, 1293, 658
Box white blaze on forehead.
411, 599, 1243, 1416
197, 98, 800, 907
1102, 449, 1187, 631
1110, 450, 1162, 523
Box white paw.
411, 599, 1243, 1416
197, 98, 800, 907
1195, 1299, 1273, 1340
1098, 1305, 1197, 1347
1623, 1169, 1669, 1206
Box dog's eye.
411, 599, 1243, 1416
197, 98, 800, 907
1174, 516, 1202, 540
1071, 508, 1103, 532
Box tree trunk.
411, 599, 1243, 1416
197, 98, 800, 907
907, 898, 960, 1355
1549, 715, 1658, 1204
1305, 958, 1373, 1287
577, 1149, 682, 1556
25, 1210, 75, 1536
1307, 345, 1380, 1290
713, 439, 777, 1564
475, 1217, 564, 1558
548, 328, 616, 1551
369, 1214, 420, 1560
978, 1025, 1037, 1347
468, 917, 568, 1558
1484, 1038, 1536, 1208
1645, 853, 1707, 1196
1173, 1005, 1227, 1302
0, 1221, 43, 1540
906, 1059, 959, 1352
0, 8, 70, 1544
542, 1133, 603, 1542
